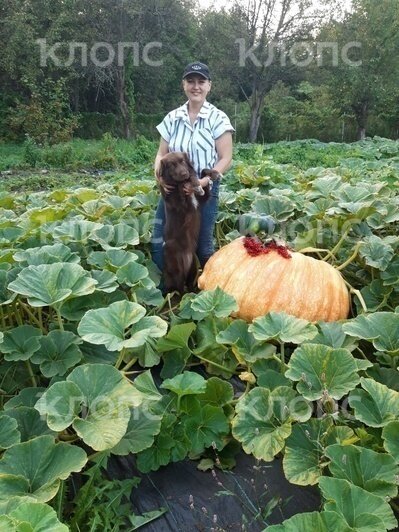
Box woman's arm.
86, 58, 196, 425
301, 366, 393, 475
198, 131, 233, 187
154, 137, 169, 179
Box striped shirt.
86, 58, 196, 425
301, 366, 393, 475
156, 100, 234, 177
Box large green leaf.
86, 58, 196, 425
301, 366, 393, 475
285, 344, 360, 400
35, 364, 143, 451
249, 312, 318, 344
382, 421, 399, 462
52, 219, 102, 243
348, 378, 399, 427
87, 248, 138, 271
161, 371, 207, 398
319, 477, 397, 531
266, 511, 350, 532
116, 261, 148, 286
4, 407, 55, 442
325, 444, 398, 498
232, 387, 311, 462
183, 405, 230, 454
110, 406, 162, 456
30, 330, 82, 377
198, 377, 234, 407
283, 418, 332, 485
312, 321, 357, 351
215, 320, 274, 363
0, 325, 42, 362
359, 235, 394, 271
8, 263, 97, 307
156, 323, 196, 352
77, 300, 167, 351
13, 243, 80, 266
136, 414, 190, 473
190, 287, 238, 319
0, 500, 68, 531
0, 435, 87, 502
343, 312, 399, 355
0, 415, 21, 449
91, 222, 139, 250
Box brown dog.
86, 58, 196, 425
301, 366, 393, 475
159, 152, 219, 294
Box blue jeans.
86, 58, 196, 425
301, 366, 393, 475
151, 180, 220, 272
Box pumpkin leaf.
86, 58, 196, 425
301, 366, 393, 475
283, 418, 332, 486
325, 444, 398, 498
35, 364, 143, 451
133, 370, 163, 404
285, 344, 360, 400
183, 405, 230, 454
13, 243, 80, 266
198, 377, 234, 407
30, 330, 82, 377
136, 414, 190, 473
0, 415, 21, 449
0, 325, 42, 362
87, 248, 139, 270
4, 407, 55, 442
34, 381, 84, 432
313, 321, 357, 351
319, 477, 397, 531
8, 263, 97, 307
232, 387, 311, 462
116, 261, 148, 286
343, 312, 399, 355
110, 406, 162, 456
257, 369, 291, 390
249, 312, 318, 345
348, 378, 399, 427
190, 287, 238, 319
77, 300, 167, 351
216, 320, 274, 363
91, 222, 139, 250
52, 219, 102, 243
161, 371, 207, 398
160, 347, 192, 379
359, 235, 394, 271
90, 270, 118, 293
0, 435, 87, 502
382, 421, 399, 462
156, 323, 196, 352
2, 500, 69, 531
266, 511, 350, 532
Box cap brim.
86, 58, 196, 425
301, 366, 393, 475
183, 70, 210, 79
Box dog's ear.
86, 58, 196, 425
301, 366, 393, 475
160, 158, 169, 181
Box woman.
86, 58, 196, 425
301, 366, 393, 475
151, 61, 234, 273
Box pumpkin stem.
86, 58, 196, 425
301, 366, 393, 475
322, 227, 350, 262
279, 341, 285, 369
336, 242, 362, 271
344, 280, 368, 313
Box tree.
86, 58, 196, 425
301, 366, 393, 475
320, 0, 399, 140
228, 0, 321, 142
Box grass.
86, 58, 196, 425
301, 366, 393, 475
1, 136, 397, 193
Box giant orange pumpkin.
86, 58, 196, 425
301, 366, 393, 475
198, 237, 350, 322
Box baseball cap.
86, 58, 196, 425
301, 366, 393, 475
182, 62, 211, 80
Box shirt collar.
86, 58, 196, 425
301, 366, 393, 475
174, 100, 211, 121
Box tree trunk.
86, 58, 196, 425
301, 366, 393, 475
354, 102, 368, 141
248, 88, 264, 143
116, 68, 131, 139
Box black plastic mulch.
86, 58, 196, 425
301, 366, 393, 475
108, 452, 320, 531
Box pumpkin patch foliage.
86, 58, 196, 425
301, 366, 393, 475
0, 138, 398, 529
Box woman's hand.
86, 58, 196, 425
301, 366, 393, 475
157, 175, 175, 195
